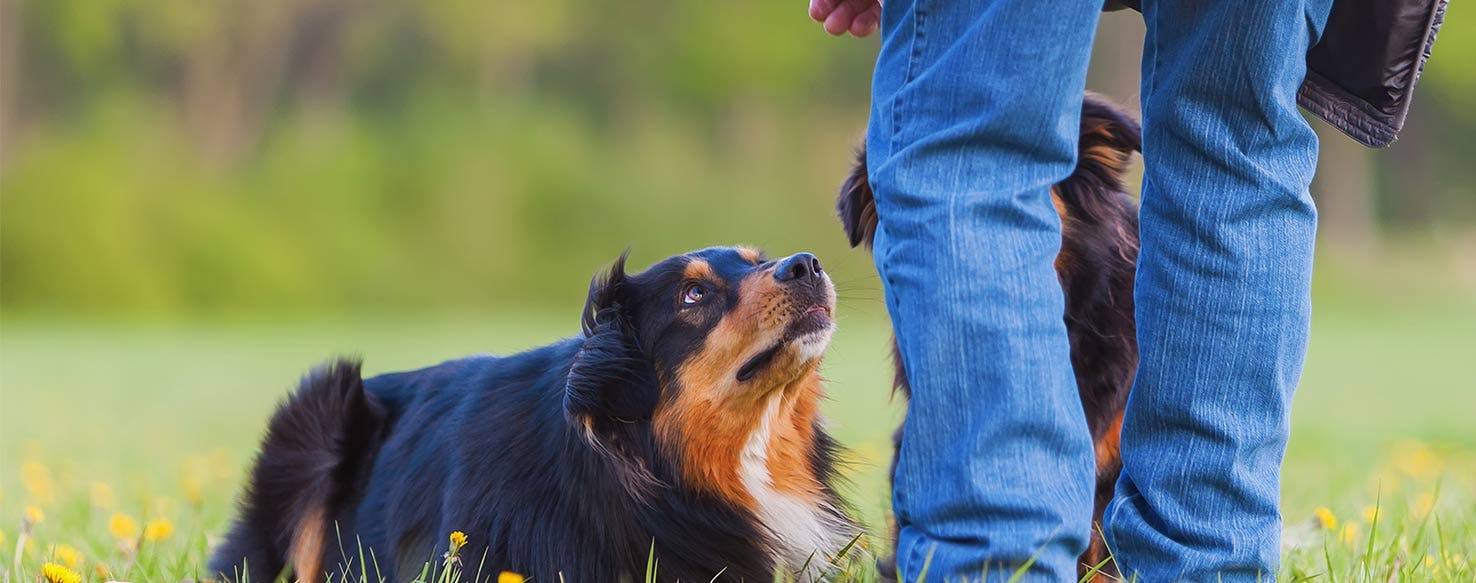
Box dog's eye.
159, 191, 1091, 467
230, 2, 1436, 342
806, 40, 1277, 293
682, 283, 707, 305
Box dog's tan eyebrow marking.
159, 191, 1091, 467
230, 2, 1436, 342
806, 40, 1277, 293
737, 246, 763, 265
684, 259, 714, 280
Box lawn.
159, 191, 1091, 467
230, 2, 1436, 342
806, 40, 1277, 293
2, 265, 1473, 581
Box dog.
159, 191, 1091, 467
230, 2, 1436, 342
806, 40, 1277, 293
210, 247, 861, 582
836, 94, 1142, 579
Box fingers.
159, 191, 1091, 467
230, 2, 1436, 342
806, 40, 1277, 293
823, 1, 859, 35
809, 0, 835, 22
810, 0, 880, 37
850, 4, 880, 37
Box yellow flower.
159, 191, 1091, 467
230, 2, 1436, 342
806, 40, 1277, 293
1339, 522, 1361, 545
41, 562, 81, 583
53, 544, 83, 568
498, 572, 526, 583
24, 505, 46, 526
1412, 493, 1436, 518
109, 513, 140, 540
91, 482, 115, 509
1361, 505, 1381, 524
182, 475, 204, 505
449, 531, 468, 550
94, 564, 111, 579
1390, 440, 1442, 480
144, 518, 175, 542
22, 461, 55, 503
1313, 506, 1338, 530
0, 529, 7, 546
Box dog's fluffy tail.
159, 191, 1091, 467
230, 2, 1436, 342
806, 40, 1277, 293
836, 92, 1140, 250
210, 359, 385, 583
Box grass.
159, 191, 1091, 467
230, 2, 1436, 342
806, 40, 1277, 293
2, 264, 1474, 581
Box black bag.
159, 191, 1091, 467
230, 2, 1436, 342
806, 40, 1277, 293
1105, 0, 1449, 148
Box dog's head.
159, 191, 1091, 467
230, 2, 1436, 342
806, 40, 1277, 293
565, 246, 838, 499
568, 246, 836, 416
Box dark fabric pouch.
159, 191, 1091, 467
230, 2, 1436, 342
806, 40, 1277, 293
1104, 0, 1449, 148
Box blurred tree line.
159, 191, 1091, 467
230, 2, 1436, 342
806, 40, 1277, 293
1, 1, 1472, 316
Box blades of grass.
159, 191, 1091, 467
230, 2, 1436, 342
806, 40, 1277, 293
1363, 488, 1383, 581
1005, 553, 1041, 583
914, 544, 935, 583
335, 522, 350, 582
645, 540, 657, 583
1322, 534, 1338, 583
370, 547, 386, 583
797, 550, 817, 583
1005, 528, 1056, 583
1077, 556, 1113, 583
358, 533, 373, 583
474, 546, 489, 583
1087, 520, 1123, 583
817, 532, 867, 581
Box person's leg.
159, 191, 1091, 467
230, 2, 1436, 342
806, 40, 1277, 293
1105, 0, 1334, 580
865, 0, 1103, 580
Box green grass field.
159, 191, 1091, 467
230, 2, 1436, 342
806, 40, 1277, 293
3, 263, 1474, 582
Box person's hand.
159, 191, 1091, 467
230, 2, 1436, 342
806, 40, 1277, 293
809, 0, 881, 37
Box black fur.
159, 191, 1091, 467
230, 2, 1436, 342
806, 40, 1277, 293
210, 360, 385, 581
837, 93, 1141, 580
211, 248, 856, 583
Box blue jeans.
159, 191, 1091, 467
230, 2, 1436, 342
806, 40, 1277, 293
866, 0, 1331, 580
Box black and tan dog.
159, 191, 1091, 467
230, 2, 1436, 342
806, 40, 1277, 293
211, 247, 860, 582
836, 94, 1141, 579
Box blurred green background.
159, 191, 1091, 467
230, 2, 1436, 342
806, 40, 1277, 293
2, 0, 1474, 555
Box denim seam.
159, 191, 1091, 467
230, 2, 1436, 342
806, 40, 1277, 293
885, 6, 927, 577
903, 529, 928, 583
887, 0, 927, 163
1103, 491, 1139, 576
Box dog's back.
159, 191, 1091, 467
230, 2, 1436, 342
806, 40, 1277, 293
210, 360, 385, 583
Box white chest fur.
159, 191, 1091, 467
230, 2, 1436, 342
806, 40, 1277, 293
740, 393, 855, 579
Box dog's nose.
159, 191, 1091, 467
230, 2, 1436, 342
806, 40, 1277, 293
775, 252, 823, 282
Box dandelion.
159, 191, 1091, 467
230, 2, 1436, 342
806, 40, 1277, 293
24, 505, 46, 526
22, 461, 56, 503
1391, 440, 1442, 481
182, 475, 204, 505
91, 482, 115, 509
93, 564, 111, 579
53, 544, 83, 567
41, 562, 81, 583
109, 513, 140, 540
1412, 493, 1435, 518
144, 518, 175, 542
1361, 505, 1381, 524
449, 531, 468, 551
1313, 506, 1338, 530
1339, 522, 1361, 545
498, 572, 527, 583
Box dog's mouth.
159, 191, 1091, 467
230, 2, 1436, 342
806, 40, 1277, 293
735, 305, 834, 382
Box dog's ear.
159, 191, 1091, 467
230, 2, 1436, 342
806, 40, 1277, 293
836, 146, 879, 249
567, 251, 659, 422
